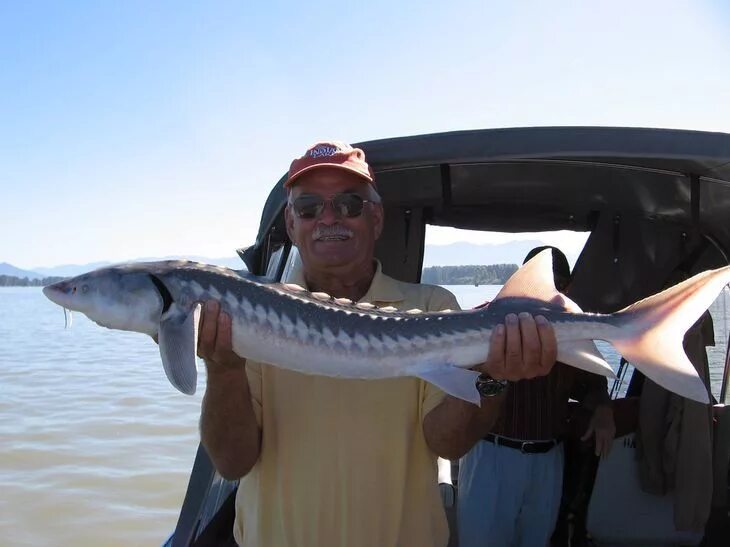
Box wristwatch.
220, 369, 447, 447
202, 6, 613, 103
475, 373, 509, 397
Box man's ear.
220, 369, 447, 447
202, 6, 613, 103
371, 202, 384, 240
284, 205, 296, 243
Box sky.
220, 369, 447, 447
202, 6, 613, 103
1, 0, 729, 269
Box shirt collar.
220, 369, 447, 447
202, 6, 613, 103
289, 259, 404, 304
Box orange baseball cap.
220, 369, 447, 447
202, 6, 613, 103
285, 141, 375, 189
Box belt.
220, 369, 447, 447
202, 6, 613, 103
483, 433, 559, 454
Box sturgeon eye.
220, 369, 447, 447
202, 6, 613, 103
81, 285, 89, 294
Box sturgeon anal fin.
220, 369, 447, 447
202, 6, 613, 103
557, 340, 616, 378
412, 365, 483, 406
158, 304, 201, 395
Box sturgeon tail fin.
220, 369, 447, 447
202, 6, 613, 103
611, 265, 730, 404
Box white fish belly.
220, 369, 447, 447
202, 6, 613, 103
230, 315, 492, 379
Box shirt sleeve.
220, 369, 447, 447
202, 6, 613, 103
421, 285, 462, 421
425, 285, 461, 313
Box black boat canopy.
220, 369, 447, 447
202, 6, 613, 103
243, 126, 730, 279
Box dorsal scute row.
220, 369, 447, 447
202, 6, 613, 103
164, 264, 485, 335
270, 282, 440, 318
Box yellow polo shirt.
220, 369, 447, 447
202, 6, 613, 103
233, 263, 459, 547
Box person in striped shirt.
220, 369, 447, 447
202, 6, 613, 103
457, 246, 616, 547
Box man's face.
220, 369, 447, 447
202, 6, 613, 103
285, 167, 384, 272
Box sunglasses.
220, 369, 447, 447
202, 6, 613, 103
289, 193, 373, 219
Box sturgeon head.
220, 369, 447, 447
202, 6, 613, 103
43, 263, 201, 395
43, 267, 164, 335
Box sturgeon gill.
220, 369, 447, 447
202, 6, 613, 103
42, 250, 730, 405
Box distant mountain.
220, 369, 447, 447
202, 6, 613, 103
12, 241, 571, 278
423, 240, 550, 267
31, 261, 113, 278
30, 255, 246, 277
0, 262, 43, 280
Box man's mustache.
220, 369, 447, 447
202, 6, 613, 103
312, 225, 354, 240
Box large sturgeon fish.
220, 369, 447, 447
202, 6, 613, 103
42, 250, 730, 405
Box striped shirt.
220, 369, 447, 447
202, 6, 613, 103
490, 363, 610, 441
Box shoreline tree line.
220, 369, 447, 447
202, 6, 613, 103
421, 264, 518, 285
0, 275, 67, 287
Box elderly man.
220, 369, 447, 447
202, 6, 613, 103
197, 141, 558, 547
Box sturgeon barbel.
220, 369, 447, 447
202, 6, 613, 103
43, 250, 730, 404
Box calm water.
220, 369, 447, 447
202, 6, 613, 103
1, 288, 205, 546
1, 285, 728, 546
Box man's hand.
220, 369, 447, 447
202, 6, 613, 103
476, 313, 558, 381
198, 300, 247, 372
581, 404, 616, 457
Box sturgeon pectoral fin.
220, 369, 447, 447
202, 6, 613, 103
412, 365, 483, 406
557, 341, 616, 378
158, 304, 201, 395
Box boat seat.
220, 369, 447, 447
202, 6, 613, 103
586, 433, 704, 546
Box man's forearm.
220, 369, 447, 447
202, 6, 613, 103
423, 394, 505, 460
200, 364, 261, 480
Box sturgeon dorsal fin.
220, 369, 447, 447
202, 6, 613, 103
493, 250, 616, 378
493, 248, 561, 303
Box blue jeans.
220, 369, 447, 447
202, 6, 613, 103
457, 438, 564, 547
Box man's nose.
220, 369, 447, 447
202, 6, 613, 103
317, 200, 340, 222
